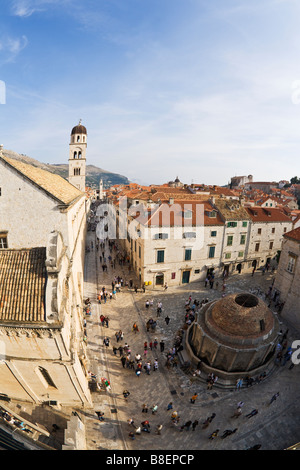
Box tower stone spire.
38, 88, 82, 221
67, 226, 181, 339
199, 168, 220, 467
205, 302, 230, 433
68, 121, 87, 192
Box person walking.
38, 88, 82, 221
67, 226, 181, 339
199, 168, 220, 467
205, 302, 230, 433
236, 378, 243, 390
221, 429, 237, 439
167, 402, 173, 411
231, 407, 242, 418
156, 424, 163, 435
183, 420, 192, 431
165, 315, 170, 325
152, 404, 158, 415
209, 429, 219, 440
202, 413, 216, 429
192, 420, 199, 431
190, 393, 198, 404
245, 409, 258, 419
121, 356, 126, 368
160, 340, 165, 352
269, 392, 280, 405
142, 404, 148, 413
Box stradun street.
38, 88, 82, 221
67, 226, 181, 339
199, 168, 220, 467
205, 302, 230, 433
82, 228, 300, 451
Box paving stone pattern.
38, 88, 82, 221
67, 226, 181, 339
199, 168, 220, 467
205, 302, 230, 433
83, 231, 300, 451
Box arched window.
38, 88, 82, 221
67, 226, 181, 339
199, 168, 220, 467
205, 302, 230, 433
74, 151, 77, 159
77, 135, 80, 142
78, 151, 82, 159
74, 168, 81, 176
83, 136, 86, 143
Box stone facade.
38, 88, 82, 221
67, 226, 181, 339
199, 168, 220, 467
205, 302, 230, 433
186, 293, 280, 384
273, 227, 300, 331
0, 147, 92, 407
68, 121, 87, 192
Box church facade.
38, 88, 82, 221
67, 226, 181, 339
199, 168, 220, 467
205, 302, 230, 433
0, 123, 92, 407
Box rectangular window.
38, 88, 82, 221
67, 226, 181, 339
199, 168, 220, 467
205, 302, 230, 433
227, 222, 237, 227
139, 246, 141, 258
240, 234, 246, 245
157, 250, 165, 263
185, 249, 192, 261
258, 228, 262, 235
208, 246, 215, 258
171, 272, 176, 280
225, 253, 231, 259
238, 251, 244, 257
183, 232, 196, 239
183, 210, 193, 219
210, 231, 217, 237
272, 227, 275, 234
208, 211, 217, 218
154, 233, 168, 240
255, 243, 260, 252
0, 235, 8, 248
269, 241, 274, 250
242, 221, 248, 227
227, 235, 233, 246
195, 269, 200, 274
287, 255, 296, 273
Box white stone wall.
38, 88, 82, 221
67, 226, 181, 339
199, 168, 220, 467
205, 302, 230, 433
0, 162, 68, 249
273, 237, 300, 330
247, 221, 293, 268
0, 160, 91, 406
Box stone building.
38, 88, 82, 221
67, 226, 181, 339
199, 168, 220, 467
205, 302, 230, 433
245, 206, 293, 271
112, 196, 225, 287
230, 174, 253, 188
0, 129, 92, 407
273, 227, 300, 331
186, 293, 281, 385
211, 198, 252, 276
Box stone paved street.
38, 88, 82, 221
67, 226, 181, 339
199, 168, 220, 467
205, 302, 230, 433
83, 230, 300, 451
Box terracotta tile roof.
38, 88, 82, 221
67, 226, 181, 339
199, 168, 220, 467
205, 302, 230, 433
0, 248, 47, 323
245, 206, 292, 222
137, 200, 224, 227
284, 226, 300, 242
0, 155, 84, 205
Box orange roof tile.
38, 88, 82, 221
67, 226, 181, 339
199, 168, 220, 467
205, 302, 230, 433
284, 226, 300, 242
0, 248, 47, 323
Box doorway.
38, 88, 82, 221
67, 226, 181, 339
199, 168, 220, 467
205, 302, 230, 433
182, 270, 190, 284
155, 274, 164, 286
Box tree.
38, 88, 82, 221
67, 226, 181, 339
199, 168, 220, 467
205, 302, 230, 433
290, 176, 300, 185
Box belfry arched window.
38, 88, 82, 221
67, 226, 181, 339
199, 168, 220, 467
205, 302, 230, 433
78, 151, 82, 159
74, 168, 81, 176
74, 151, 77, 159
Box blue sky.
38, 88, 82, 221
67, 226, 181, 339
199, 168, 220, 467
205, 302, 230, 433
1, 0, 300, 185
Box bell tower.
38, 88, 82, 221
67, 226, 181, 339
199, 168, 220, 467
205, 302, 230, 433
68, 120, 87, 192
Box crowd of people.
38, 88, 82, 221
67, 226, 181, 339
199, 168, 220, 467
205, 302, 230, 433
83, 220, 296, 450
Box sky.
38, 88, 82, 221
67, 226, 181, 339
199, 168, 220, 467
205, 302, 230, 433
1, 0, 300, 186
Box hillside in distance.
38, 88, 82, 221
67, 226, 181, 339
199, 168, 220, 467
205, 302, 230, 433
2, 149, 130, 188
